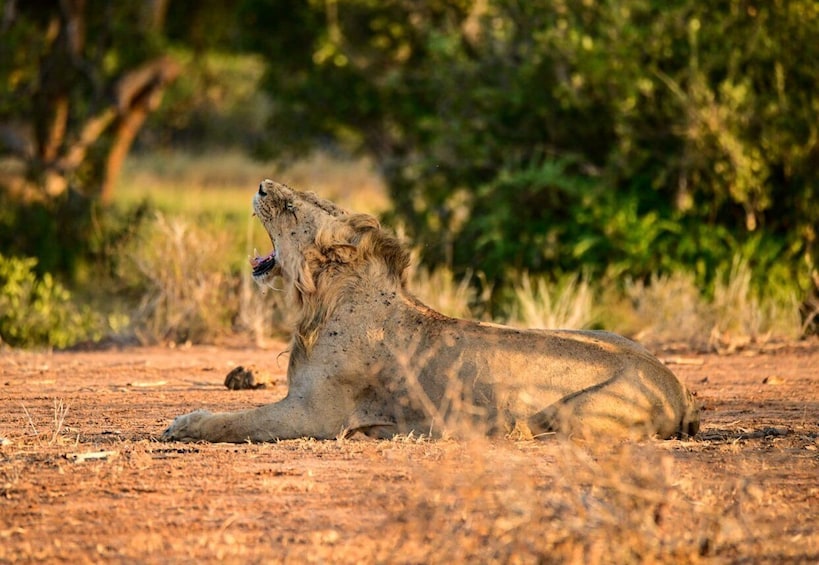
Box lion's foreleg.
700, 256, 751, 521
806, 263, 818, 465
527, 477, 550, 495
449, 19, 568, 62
160, 395, 341, 443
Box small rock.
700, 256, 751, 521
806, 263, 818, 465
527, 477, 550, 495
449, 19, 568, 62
224, 366, 269, 390
762, 375, 784, 385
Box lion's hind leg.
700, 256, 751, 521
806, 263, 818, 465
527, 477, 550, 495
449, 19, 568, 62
527, 373, 681, 439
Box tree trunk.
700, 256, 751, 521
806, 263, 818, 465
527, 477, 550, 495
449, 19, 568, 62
3, 2, 177, 204
99, 56, 179, 204
37, 56, 179, 202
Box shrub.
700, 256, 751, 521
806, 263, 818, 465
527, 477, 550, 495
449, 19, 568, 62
246, 0, 819, 312
0, 254, 101, 348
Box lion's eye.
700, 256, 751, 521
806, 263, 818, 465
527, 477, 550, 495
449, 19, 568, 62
285, 202, 295, 212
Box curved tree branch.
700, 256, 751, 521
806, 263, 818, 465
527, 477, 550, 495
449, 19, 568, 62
50, 55, 180, 198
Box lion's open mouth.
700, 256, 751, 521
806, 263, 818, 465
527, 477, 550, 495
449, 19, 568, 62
250, 249, 277, 277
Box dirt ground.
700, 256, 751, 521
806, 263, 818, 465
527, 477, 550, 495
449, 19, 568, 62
1, 340, 817, 564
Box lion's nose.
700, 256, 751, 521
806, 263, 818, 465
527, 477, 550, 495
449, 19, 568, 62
258, 182, 267, 196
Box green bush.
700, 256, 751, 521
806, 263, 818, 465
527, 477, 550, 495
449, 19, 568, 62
244, 0, 819, 317
0, 189, 150, 284
0, 254, 101, 348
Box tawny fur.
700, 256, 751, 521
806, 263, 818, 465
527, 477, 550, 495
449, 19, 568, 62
162, 180, 700, 443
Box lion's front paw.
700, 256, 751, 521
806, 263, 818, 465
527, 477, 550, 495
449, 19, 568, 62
160, 409, 213, 442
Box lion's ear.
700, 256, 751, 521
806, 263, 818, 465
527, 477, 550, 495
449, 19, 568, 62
324, 243, 357, 264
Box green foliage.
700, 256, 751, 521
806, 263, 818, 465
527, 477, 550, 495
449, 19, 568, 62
0, 189, 150, 281
0, 2, 167, 145
2, 0, 815, 345
245, 0, 819, 314
112, 152, 807, 348
0, 1, 171, 282
0, 1, 252, 283
0, 254, 101, 349
0, 2, 135, 116
0, 191, 90, 277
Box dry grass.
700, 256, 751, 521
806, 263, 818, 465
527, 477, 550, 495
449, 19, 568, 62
611, 259, 802, 351
49, 399, 69, 445
115, 150, 388, 344
510, 273, 596, 330
708, 256, 802, 351
407, 259, 802, 350
410, 266, 481, 320
126, 213, 286, 345
16, 399, 72, 446
614, 272, 713, 350
0, 432, 791, 563
366, 441, 748, 564
128, 213, 237, 343
368, 438, 745, 564
121, 212, 804, 348
1, 346, 816, 563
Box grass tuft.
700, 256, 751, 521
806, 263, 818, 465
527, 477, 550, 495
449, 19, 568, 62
708, 256, 801, 351
410, 266, 479, 320
511, 273, 596, 330
50, 399, 69, 445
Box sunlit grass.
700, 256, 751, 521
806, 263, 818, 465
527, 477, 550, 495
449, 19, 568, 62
410, 266, 480, 320
117, 149, 388, 218
510, 273, 596, 330
601, 263, 802, 351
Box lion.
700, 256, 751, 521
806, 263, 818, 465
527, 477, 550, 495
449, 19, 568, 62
161, 179, 700, 443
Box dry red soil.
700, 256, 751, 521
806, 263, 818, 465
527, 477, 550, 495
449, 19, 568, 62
1, 341, 817, 563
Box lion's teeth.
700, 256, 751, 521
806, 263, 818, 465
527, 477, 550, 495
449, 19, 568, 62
249, 249, 260, 267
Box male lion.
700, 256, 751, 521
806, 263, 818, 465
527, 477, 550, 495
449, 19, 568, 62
161, 180, 700, 442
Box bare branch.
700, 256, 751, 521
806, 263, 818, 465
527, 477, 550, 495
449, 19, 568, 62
56, 56, 180, 185
114, 56, 180, 114
55, 106, 117, 174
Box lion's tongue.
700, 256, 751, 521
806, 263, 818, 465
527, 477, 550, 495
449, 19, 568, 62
249, 252, 270, 268
250, 249, 277, 276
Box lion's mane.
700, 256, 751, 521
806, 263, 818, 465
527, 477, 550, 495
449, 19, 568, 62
290, 212, 411, 361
